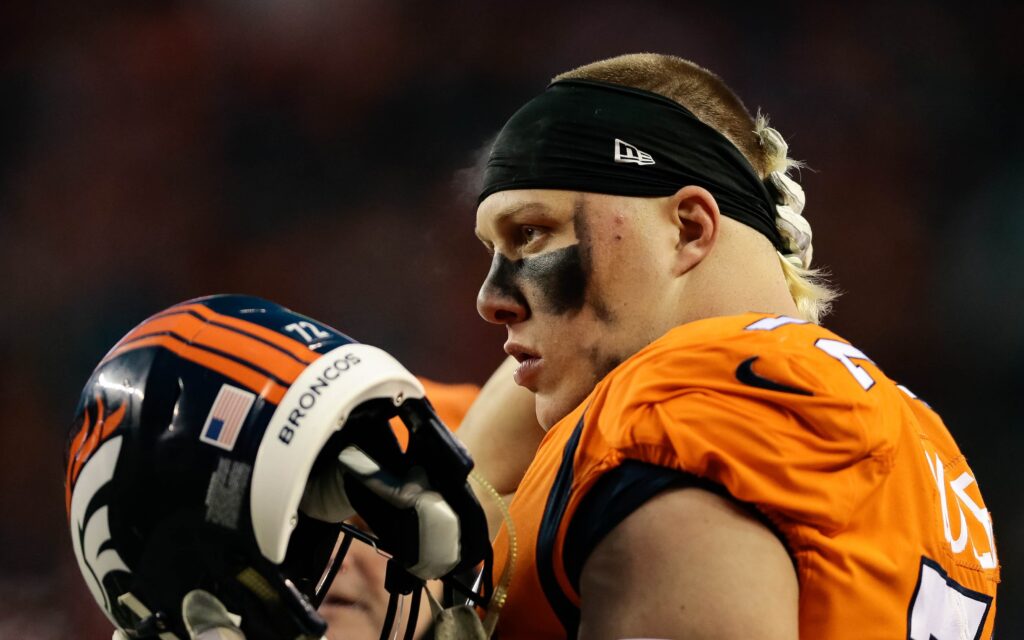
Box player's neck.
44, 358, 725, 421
672, 230, 801, 325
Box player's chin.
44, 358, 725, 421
533, 390, 578, 431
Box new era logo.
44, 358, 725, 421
200, 384, 256, 451
614, 138, 655, 166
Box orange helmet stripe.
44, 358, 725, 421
163, 303, 320, 364
111, 312, 307, 385
104, 334, 289, 405
66, 299, 325, 517
64, 407, 92, 515
64, 395, 127, 515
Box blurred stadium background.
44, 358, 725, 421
0, 1, 1020, 637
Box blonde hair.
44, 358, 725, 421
554, 54, 839, 323
779, 256, 837, 325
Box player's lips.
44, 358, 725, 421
322, 593, 369, 611
505, 342, 542, 390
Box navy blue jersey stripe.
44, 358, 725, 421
536, 413, 586, 637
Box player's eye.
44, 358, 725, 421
521, 226, 541, 244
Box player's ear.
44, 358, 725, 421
669, 185, 719, 275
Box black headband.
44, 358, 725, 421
479, 79, 784, 250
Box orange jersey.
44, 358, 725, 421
491, 313, 999, 639
389, 378, 479, 446
418, 378, 480, 430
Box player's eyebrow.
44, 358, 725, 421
493, 201, 552, 222
475, 201, 553, 244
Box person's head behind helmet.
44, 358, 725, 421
64, 294, 487, 639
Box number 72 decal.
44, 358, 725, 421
283, 320, 331, 343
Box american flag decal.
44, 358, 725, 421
199, 384, 256, 451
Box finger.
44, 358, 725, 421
337, 447, 411, 507
408, 489, 461, 579
433, 604, 488, 639
337, 446, 461, 579
337, 446, 426, 508
191, 629, 246, 640
182, 589, 245, 640
337, 446, 382, 477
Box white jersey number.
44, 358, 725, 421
743, 318, 878, 391
908, 557, 991, 640
814, 338, 876, 390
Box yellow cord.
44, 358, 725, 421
468, 470, 516, 638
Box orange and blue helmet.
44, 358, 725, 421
63, 295, 490, 639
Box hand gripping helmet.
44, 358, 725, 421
63, 295, 490, 639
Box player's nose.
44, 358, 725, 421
477, 255, 529, 325
477, 283, 529, 324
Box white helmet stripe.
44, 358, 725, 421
69, 435, 129, 627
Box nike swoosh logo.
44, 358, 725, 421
736, 356, 813, 396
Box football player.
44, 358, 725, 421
466, 53, 1000, 639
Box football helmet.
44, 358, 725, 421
64, 295, 491, 639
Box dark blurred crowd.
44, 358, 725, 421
0, 1, 1020, 637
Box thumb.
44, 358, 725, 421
337, 446, 426, 507
182, 589, 245, 640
